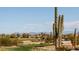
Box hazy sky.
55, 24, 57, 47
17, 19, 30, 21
0, 7, 79, 34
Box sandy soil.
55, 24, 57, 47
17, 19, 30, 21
0, 46, 17, 51
32, 45, 55, 51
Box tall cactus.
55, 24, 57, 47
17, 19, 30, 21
59, 15, 64, 47
53, 23, 55, 45
74, 28, 77, 48
53, 7, 64, 50
61, 15, 64, 33
54, 7, 58, 37
58, 15, 61, 47
54, 7, 59, 49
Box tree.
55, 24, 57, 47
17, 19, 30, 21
22, 33, 29, 38
10, 33, 17, 38
16, 33, 21, 38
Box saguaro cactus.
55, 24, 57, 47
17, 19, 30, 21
61, 15, 64, 33
54, 7, 59, 49
59, 15, 64, 47
53, 7, 64, 50
74, 28, 77, 48
58, 15, 61, 47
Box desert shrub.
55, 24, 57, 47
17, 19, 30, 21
10, 38, 19, 46
0, 37, 11, 46
22, 33, 29, 38
10, 34, 17, 38
45, 35, 53, 43
0, 36, 19, 46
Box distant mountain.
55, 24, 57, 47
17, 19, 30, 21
64, 31, 73, 34
29, 32, 51, 35
29, 32, 37, 35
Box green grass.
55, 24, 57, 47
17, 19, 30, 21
10, 43, 51, 51
11, 45, 32, 51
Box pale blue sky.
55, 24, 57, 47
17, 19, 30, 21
0, 7, 79, 34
